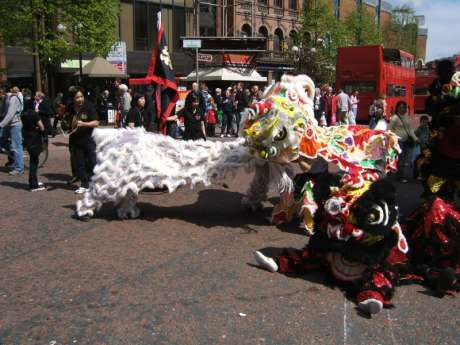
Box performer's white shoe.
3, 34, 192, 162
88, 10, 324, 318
358, 298, 383, 315
254, 251, 278, 272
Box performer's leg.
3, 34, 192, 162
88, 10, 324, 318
356, 268, 396, 315
255, 247, 323, 275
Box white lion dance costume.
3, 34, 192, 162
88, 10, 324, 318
76, 130, 252, 219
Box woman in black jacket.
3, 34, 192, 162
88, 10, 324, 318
125, 93, 146, 128
181, 93, 206, 141
68, 87, 99, 194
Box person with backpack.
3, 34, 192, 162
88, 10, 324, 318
0, 86, 24, 175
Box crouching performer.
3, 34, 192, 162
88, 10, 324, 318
255, 179, 409, 315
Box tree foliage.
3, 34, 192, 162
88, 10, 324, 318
0, 0, 120, 89
299, 0, 347, 84
344, 4, 382, 46
382, 6, 419, 56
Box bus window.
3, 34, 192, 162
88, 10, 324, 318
387, 84, 407, 97
399, 86, 407, 97
415, 87, 429, 95
343, 81, 376, 94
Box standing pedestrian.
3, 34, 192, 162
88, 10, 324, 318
117, 84, 131, 127
22, 109, 46, 191
180, 93, 206, 141
321, 86, 333, 126
34, 91, 54, 137
234, 82, 248, 135
68, 87, 99, 194
250, 85, 261, 104
185, 82, 206, 117
52, 92, 66, 135
314, 88, 322, 123
390, 101, 418, 183
221, 89, 234, 137
206, 96, 217, 137
0, 86, 24, 175
214, 88, 223, 132
125, 93, 146, 128
350, 90, 359, 125
336, 89, 350, 125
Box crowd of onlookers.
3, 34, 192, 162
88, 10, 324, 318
0, 79, 430, 193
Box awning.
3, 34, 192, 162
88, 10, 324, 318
184, 67, 267, 82
74, 56, 127, 78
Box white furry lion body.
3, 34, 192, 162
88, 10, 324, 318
76, 128, 257, 219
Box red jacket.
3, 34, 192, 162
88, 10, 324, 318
206, 109, 217, 125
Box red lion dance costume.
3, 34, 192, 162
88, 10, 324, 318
241, 75, 409, 315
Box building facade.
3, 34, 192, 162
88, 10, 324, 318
2, 0, 428, 92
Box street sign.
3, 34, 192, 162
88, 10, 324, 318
107, 41, 127, 75
183, 39, 202, 49
198, 53, 213, 63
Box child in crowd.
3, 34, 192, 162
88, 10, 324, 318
206, 97, 217, 137
415, 115, 430, 152
22, 109, 46, 191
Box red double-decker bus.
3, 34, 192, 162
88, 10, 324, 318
414, 54, 460, 113
336, 45, 416, 122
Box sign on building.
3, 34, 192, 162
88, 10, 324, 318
107, 41, 127, 75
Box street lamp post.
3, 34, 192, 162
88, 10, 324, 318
57, 22, 83, 85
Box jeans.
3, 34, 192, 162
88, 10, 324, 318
9, 124, 24, 172
349, 108, 357, 125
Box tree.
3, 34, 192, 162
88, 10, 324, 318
344, 4, 382, 46
382, 6, 419, 56
298, 0, 347, 85
0, 0, 120, 92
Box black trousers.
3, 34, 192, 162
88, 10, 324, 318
73, 139, 97, 188
206, 124, 215, 137
27, 146, 42, 188
40, 115, 53, 136
222, 111, 233, 134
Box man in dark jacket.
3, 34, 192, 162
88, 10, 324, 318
185, 82, 206, 117
234, 82, 249, 135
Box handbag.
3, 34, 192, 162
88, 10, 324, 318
397, 115, 415, 148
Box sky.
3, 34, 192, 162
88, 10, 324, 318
389, 0, 460, 61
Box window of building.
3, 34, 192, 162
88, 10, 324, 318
200, 0, 216, 36
274, 28, 284, 53
134, 2, 148, 50
241, 24, 252, 37
289, 0, 297, 10
258, 0, 268, 5
258, 26, 269, 50
274, 0, 282, 8
173, 7, 186, 50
